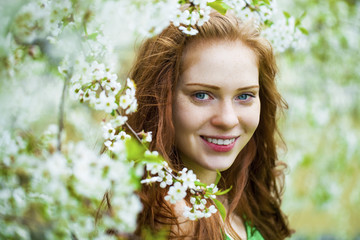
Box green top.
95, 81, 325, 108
225, 221, 264, 240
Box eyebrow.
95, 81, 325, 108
185, 83, 259, 91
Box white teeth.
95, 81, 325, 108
204, 137, 236, 146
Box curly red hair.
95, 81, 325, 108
127, 12, 293, 239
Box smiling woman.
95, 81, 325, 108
127, 11, 292, 240
173, 40, 261, 184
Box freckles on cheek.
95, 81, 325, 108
245, 107, 261, 131
173, 100, 191, 129
175, 105, 193, 128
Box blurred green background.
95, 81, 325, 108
276, 0, 360, 239
1, 0, 359, 239
117, 1, 360, 237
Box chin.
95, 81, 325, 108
203, 160, 235, 172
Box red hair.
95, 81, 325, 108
128, 12, 292, 239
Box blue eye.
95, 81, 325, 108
194, 92, 210, 100
237, 93, 254, 101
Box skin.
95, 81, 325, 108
172, 39, 261, 185
172, 39, 260, 239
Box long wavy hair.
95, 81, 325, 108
127, 12, 292, 239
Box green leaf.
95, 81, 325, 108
299, 11, 307, 20
129, 168, 142, 190
214, 186, 233, 195
144, 154, 163, 164
215, 170, 221, 185
125, 138, 146, 161
283, 11, 291, 19
263, 0, 271, 5
207, 0, 231, 15
299, 27, 309, 35
194, 181, 207, 188
213, 198, 226, 221
87, 32, 98, 40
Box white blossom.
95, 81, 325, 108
204, 205, 217, 218
145, 162, 163, 175
179, 169, 197, 189
179, 26, 199, 35
191, 0, 215, 8
206, 183, 219, 198
144, 131, 152, 142
144, 150, 159, 158
119, 94, 131, 109
69, 83, 83, 100
95, 91, 118, 113
158, 171, 173, 188
164, 182, 187, 204
102, 122, 116, 140
116, 131, 131, 141
125, 99, 138, 114
140, 176, 162, 184
110, 115, 128, 128
82, 89, 96, 103
183, 206, 205, 220
105, 138, 126, 153
197, 7, 211, 26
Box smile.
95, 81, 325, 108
200, 136, 239, 152
203, 137, 236, 146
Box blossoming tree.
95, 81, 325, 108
0, 0, 305, 239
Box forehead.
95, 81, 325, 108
179, 39, 259, 88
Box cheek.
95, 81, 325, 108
173, 106, 202, 137
244, 104, 261, 132
172, 97, 194, 136
173, 96, 207, 133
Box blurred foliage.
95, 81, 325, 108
1, 0, 358, 239
276, 0, 360, 239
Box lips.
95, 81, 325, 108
203, 136, 236, 146
200, 135, 239, 152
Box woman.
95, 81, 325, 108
128, 11, 292, 239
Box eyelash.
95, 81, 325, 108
236, 93, 255, 102
192, 91, 255, 103
193, 92, 212, 101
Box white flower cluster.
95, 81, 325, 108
141, 160, 220, 220
171, 0, 216, 35
130, 0, 215, 37
262, 15, 305, 52
1, 0, 308, 238
224, 0, 306, 52
130, 0, 179, 37
10, 0, 72, 44
67, 60, 156, 154
0, 128, 143, 239
67, 58, 138, 116
184, 198, 217, 220
224, 0, 274, 25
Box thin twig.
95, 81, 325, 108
96, 80, 144, 144
58, 76, 69, 151
124, 121, 143, 143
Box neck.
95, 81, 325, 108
181, 158, 217, 185
194, 168, 217, 185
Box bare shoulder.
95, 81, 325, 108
170, 199, 194, 238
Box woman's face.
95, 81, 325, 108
172, 40, 260, 175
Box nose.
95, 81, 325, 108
210, 100, 238, 130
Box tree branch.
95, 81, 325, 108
58, 76, 69, 151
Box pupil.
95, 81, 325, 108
196, 93, 205, 99
239, 94, 247, 100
